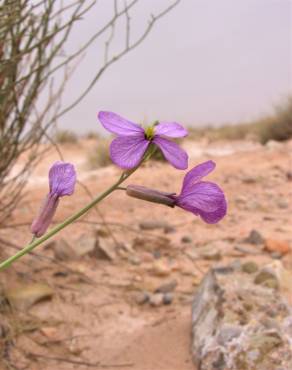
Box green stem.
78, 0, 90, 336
0, 167, 137, 271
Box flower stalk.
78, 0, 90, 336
0, 167, 137, 271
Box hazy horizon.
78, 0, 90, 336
53, 0, 291, 134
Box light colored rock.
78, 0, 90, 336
154, 279, 177, 294
53, 238, 76, 261
5, 283, 54, 310
149, 293, 164, 307
191, 266, 292, 370
152, 260, 171, 277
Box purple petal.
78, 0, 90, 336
98, 111, 144, 136
152, 137, 188, 170
154, 122, 188, 138
49, 161, 76, 197
181, 160, 216, 194
31, 194, 59, 237
176, 181, 227, 224
110, 135, 150, 169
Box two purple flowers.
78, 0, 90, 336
31, 111, 227, 237
98, 111, 227, 224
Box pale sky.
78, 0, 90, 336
55, 0, 292, 134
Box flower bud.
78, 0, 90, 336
126, 185, 176, 207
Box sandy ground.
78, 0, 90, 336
0, 138, 292, 370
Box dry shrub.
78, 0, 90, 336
87, 139, 112, 169
257, 97, 292, 144
55, 130, 78, 144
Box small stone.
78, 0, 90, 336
198, 247, 221, 261
74, 234, 97, 257
164, 225, 176, 234
277, 199, 289, 209
154, 279, 177, 294
139, 221, 170, 230
264, 239, 290, 256
243, 230, 264, 245
181, 235, 192, 243
242, 261, 258, 274
96, 228, 110, 238
53, 238, 76, 261
242, 175, 258, 184
5, 283, 54, 310
40, 327, 58, 339
234, 245, 262, 255
149, 293, 164, 307
94, 238, 116, 261
254, 270, 278, 286
163, 292, 173, 305
152, 260, 171, 276
134, 291, 150, 305
128, 255, 141, 265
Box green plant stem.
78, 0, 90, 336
0, 168, 137, 271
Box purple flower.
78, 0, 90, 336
98, 111, 188, 170
31, 161, 76, 237
126, 160, 227, 224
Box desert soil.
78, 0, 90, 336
0, 138, 291, 370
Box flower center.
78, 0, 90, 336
145, 126, 155, 140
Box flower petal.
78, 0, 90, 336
181, 160, 216, 194
98, 111, 144, 136
110, 135, 150, 169
49, 161, 76, 196
152, 137, 188, 170
176, 181, 227, 223
154, 122, 188, 138
31, 194, 59, 237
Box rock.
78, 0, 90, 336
234, 244, 262, 255
152, 260, 171, 276
132, 236, 171, 251
53, 238, 76, 261
149, 293, 164, 307
243, 229, 264, 245
163, 292, 173, 305
73, 234, 97, 257
163, 225, 176, 234
5, 283, 54, 310
242, 175, 258, 184
277, 199, 289, 209
191, 266, 292, 370
134, 291, 150, 305
181, 235, 192, 243
93, 238, 116, 261
254, 270, 278, 288
96, 227, 110, 237
264, 239, 290, 256
198, 246, 221, 261
242, 261, 258, 274
128, 255, 141, 265
139, 221, 170, 230
154, 279, 177, 294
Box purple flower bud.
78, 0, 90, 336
125, 161, 227, 224
126, 185, 176, 207
31, 162, 76, 237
